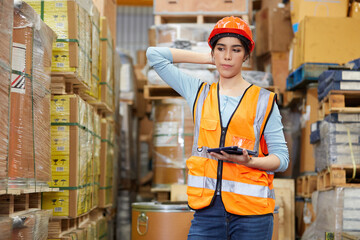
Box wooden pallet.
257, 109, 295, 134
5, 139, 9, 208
0, 193, 41, 216
0, 186, 59, 195
286, 63, 339, 90
51, 74, 90, 95
318, 90, 360, 119
48, 210, 93, 238
296, 174, 317, 198
78, 92, 114, 114
154, 14, 249, 25
317, 165, 360, 191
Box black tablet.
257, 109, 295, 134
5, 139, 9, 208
207, 146, 257, 156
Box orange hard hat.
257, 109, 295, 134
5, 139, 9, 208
208, 16, 254, 52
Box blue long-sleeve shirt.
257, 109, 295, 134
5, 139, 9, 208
146, 47, 289, 172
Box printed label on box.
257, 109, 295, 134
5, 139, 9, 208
11, 43, 26, 94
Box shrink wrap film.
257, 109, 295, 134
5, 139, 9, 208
303, 188, 360, 240
11, 210, 51, 240
153, 99, 194, 186
8, 2, 55, 188
46, 94, 101, 216
314, 120, 360, 171
26, 0, 93, 87
99, 17, 114, 110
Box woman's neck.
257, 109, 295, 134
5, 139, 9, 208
219, 74, 250, 97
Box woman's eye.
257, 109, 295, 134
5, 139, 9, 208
217, 47, 224, 51
233, 49, 241, 53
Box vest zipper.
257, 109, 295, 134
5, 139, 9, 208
215, 127, 227, 194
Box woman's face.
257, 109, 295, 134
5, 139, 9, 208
212, 37, 247, 79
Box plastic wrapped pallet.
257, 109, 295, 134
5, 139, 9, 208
45, 95, 97, 217
302, 188, 360, 240
99, 17, 114, 110
26, 0, 93, 87
87, 5, 101, 99
0, 0, 13, 190
153, 99, 194, 186
99, 118, 114, 207
314, 117, 360, 172
8, 2, 55, 188
12, 210, 51, 240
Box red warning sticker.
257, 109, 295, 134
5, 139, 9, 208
11, 43, 26, 94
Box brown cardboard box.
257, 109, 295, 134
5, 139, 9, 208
9, 2, 55, 183
290, 0, 349, 32
293, 17, 360, 70
261, 0, 284, 10
154, 0, 249, 15
300, 86, 318, 173
260, 52, 290, 94
93, 0, 117, 47
255, 6, 293, 56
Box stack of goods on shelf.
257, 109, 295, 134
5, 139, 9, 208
99, 118, 115, 207
26, 0, 93, 89
255, 1, 293, 93
302, 188, 360, 240
284, 1, 360, 237
42, 95, 100, 217
0, 0, 14, 191
7, 1, 55, 190
99, 16, 114, 111
152, 99, 193, 187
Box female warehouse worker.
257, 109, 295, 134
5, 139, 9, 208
146, 16, 289, 240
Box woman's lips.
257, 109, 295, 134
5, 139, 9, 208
221, 64, 232, 69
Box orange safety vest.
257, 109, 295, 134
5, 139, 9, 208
187, 82, 276, 216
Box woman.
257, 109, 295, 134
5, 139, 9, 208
146, 16, 289, 240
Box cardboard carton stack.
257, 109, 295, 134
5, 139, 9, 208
4, 1, 56, 190
0, 0, 14, 191
280, 1, 360, 238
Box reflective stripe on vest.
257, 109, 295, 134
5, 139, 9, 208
188, 175, 275, 199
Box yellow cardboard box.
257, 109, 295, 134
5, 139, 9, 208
292, 17, 360, 70
290, 0, 349, 32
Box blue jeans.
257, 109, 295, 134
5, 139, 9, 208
188, 195, 273, 240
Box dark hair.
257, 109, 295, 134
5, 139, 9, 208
211, 33, 251, 59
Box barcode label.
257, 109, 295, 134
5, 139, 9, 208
56, 106, 64, 111
56, 62, 65, 68
55, 2, 64, 7
56, 22, 65, 28
57, 146, 65, 151
56, 167, 64, 172
56, 43, 65, 48
54, 207, 63, 212
57, 126, 65, 131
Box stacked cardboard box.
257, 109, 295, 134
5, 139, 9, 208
42, 94, 101, 217
0, 0, 14, 191
7, 1, 56, 189
99, 118, 115, 207
255, 2, 293, 93
99, 17, 114, 111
